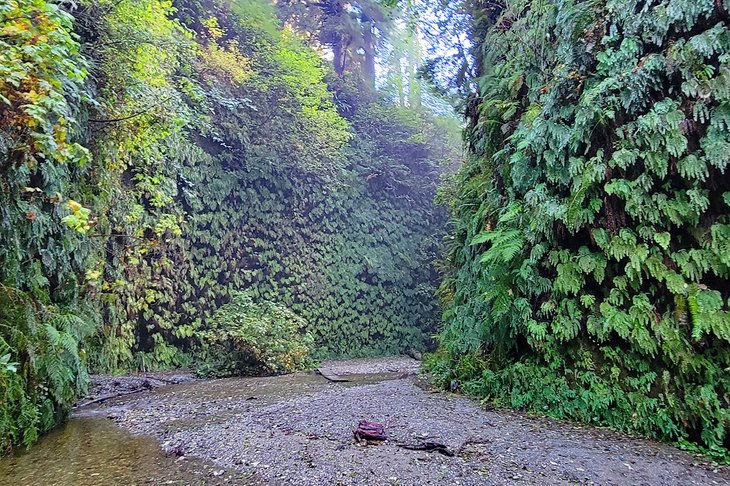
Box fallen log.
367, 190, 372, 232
315, 368, 350, 382
74, 377, 168, 409
73, 387, 148, 409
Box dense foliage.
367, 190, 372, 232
0, 0, 96, 452
431, 0, 730, 454
197, 291, 313, 376
0, 0, 458, 452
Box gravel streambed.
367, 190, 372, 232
83, 357, 727, 485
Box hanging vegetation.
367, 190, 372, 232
431, 0, 730, 454
0, 0, 458, 452
0, 0, 97, 453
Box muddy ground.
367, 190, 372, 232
81, 357, 727, 486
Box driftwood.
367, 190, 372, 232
315, 368, 350, 382
73, 387, 149, 409
398, 441, 455, 457
353, 419, 387, 443
73, 376, 175, 409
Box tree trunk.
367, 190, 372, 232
405, 0, 421, 108
333, 41, 345, 76
362, 15, 376, 88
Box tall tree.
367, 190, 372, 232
403, 0, 422, 108
277, 0, 391, 86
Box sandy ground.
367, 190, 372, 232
83, 357, 729, 485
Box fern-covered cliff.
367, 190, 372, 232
431, 0, 730, 454
0, 0, 459, 451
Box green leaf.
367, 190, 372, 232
653, 232, 671, 250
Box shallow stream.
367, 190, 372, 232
0, 368, 406, 485
0, 414, 249, 485
2, 357, 724, 486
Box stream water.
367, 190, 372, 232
0, 370, 406, 485
0, 414, 249, 486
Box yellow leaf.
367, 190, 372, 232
67, 199, 82, 212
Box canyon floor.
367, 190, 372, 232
1, 357, 727, 486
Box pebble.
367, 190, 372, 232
92, 358, 730, 486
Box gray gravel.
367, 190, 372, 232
85, 357, 728, 485
318, 356, 421, 376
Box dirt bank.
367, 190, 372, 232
83, 357, 727, 485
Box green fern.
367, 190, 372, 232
431, 0, 730, 454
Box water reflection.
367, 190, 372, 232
0, 417, 254, 485
0, 371, 405, 485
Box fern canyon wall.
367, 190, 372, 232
3, 0, 730, 462
0, 0, 460, 450
430, 0, 730, 454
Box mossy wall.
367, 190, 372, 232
0, 0, 458, 451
